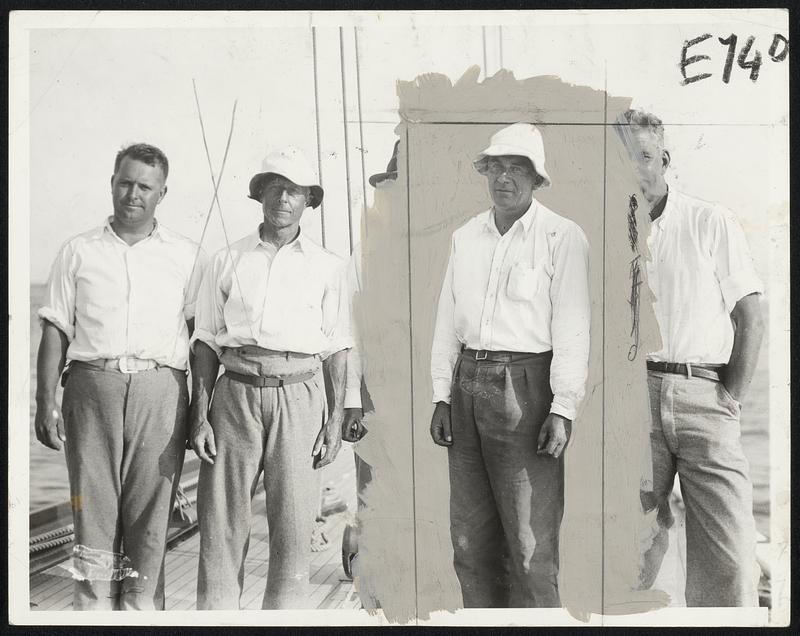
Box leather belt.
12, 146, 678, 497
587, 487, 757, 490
461, 348, 553, 363
75, 357, 160, 373
224, 369, 316, 388
646, 361, 723, 382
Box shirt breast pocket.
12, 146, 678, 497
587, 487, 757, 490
507, 262, 549, 302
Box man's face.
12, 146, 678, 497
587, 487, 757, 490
110, 157, 167, 229
628, 130, 669, 204
261, 175, 310, 231
485, 155, 536, 213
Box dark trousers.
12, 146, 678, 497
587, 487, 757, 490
448, 351, 563, 608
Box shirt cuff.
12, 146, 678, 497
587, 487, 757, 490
719, 269, 763, 314
190, 328, 222, 357
321, 337, 354, 360
344, 386, 362, 410
183, 301, 197, 321
549, 397, 576, 421
37, 308, 74, 341
432, 381, 452, 404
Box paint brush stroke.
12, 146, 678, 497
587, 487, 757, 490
355, 66, 670, 622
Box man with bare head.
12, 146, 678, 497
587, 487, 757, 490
35, 143, 205, 610
616, 109, 764, 606
430, 123, 591, 607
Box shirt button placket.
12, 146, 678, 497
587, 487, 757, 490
125, 250, 134, 358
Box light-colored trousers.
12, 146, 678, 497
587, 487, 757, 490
62, 364, 189, 610
448, 351, 563, 608
196, 347, 325, 609
640, 371, 759, 607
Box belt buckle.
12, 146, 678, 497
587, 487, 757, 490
118, 357, 138, 374
475, 350, 488, 361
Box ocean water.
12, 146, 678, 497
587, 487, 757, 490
27, 284, 771, 537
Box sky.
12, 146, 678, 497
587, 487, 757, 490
13, 10, 788, 283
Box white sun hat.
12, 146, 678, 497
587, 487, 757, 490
248, 146, 324, 208
473, 122, 551, 188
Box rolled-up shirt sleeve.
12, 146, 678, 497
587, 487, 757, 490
183, 248, 209, 321
548, 223, 591, 421
710, 207, 763, 313
320, 261, 354, 359
344, 248, 363, 409
190, 252, 227, 356
37, 241, 77, 340
345, 348, 363, 409
430, 238, 462, 404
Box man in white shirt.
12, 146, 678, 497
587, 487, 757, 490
35, 143, 206, 610
615, 109, 764, 606
429, 123, 590, 608
189, 146, 352, 609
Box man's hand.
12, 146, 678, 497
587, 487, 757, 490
342, 408, 367, 443
430, 401, 453, 446
34, 401, 65, 451
190, 414, 217, 465
536, 413, 572, 458
313, 410, 344, 469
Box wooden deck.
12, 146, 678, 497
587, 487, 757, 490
30, 446, 360, 611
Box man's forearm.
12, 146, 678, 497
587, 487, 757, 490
190, 341, 220, 420
725, 293, 764, 400
323, 349, 348, 416
35, 321, 68, 407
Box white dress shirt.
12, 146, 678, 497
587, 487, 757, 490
38, 217, 206, 370
431, 199, 591, 420
646, 189, 763, 364
192, 227, 353, 358
344, 243, 364, 409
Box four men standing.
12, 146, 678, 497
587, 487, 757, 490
33, 122, 763, 611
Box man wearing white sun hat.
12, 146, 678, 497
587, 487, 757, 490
190, 146, 353, 609
430, 123, 591, 607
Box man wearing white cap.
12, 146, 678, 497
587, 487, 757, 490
615, 109, 764, 606
190, 146, 353, 609
430, 123, 590, 607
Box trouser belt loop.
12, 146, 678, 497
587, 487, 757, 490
686, 362, 693, 379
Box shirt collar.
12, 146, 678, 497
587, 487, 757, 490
484, 198, 538, 236
650, 186, 671, 227
98, 216, 171, 241
254, 224, 316, 254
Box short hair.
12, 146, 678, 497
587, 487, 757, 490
618, 109, 665, 147
114, 143, 169, 179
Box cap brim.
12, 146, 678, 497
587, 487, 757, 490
368, 171, 398, 187
248, 172, 324, 208
473, 144, 551, 187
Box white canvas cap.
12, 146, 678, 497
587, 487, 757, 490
474, 123, 551, 187
248, 146, 323, 208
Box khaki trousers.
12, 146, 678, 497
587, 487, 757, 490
62, 364, 188, 610
640, 371, 759, 607
196, 347, 325, 609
